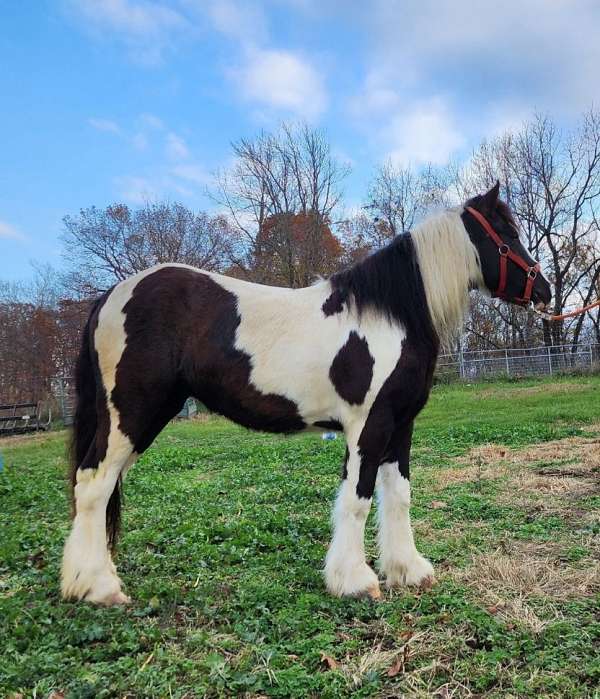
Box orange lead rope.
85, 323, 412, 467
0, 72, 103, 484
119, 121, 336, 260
533, 299, 600, 322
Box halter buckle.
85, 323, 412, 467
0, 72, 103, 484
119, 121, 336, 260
499, 244, 510, 256
528, 267, 538, 279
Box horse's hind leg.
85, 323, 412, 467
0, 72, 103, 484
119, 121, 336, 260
61, 416, 135, 605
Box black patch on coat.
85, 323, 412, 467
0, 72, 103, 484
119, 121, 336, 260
313, 419, 343, 431
342, 446, 349, 480
111, 267, 306, 455
329, 331, 374, 405
379, 421, 414, 481
355, 336, 438, 499
321, 290, 344, 316
328, 234, 438, 352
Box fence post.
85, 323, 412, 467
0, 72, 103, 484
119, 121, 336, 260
56, 378, 65, 421
504, 349, 510, 376
547, 346, 553, 375
590, 344, 594, 368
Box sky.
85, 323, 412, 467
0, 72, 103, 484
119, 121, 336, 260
2, 0, 600, 282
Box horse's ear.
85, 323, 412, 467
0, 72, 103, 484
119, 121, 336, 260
481, 181, 500, 211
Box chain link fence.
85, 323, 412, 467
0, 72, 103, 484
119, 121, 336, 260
4, 344, 600, 431
49, 378, 199, 426
437, 343, 600, 381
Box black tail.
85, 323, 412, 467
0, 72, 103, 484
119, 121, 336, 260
69, 293, 121, 551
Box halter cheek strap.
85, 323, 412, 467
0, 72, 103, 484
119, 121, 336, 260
465, 206, 540, 306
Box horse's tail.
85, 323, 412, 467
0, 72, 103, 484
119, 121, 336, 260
69, 293, 121, 550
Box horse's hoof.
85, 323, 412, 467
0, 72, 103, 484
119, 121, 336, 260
367, 584, 382, 600
97, 590, 131, 606
417, 576, 434, 591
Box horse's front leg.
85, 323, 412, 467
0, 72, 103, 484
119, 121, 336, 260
324, 414, 391, 599
376, 421, 434, 588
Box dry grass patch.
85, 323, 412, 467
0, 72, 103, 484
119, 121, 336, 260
433, 433, 600, 634
331, 622, 476, 698
474, 382, 591, 401
435, 437, 600, 494
0, 430, 65, 447
458, 539, 599, 633
495, 473, 598, 518
460, 431, 600, 470
464, 436, 599, 518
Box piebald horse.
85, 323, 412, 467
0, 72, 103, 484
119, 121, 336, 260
62, 183, 552, 605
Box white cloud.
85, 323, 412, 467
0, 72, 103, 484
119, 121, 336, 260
349, 71, 400, 121
165, 132, 190, 161
232, 48, 327, 120
114, 113, 211, 204
88, 117, 121, 134
171, 163, 210, 186
349, 71, 400, 118
132, 132, 148, 150
66, 0, 189, 64
350, 73, 464, 166
484, 102, 532, 139
206, 0, 267, 44
360, 0, 600, 116
74, 0, 186, 35
139, 112, 164, 130
0, 221, 27, 242
116, 166, 210, 205
116, 175, 160, 204
199, 1, 329, 120
385, 99, 465, 166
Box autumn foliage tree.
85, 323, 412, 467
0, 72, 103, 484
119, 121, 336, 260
250, 211, 343, 287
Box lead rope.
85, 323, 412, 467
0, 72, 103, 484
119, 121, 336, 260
533, 299, 600, 322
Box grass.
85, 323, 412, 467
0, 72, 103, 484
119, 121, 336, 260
1, 374, 599, 698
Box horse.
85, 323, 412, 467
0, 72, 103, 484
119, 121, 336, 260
61, 182, 552, 605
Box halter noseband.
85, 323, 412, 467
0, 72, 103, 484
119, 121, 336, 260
465, 206, 540, 306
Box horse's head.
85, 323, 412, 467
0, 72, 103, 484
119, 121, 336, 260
462, 182, 552, 309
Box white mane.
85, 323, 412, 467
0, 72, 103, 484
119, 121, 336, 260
410, 207, 483, 347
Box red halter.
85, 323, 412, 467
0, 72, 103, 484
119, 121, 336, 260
465, 206, 540, 306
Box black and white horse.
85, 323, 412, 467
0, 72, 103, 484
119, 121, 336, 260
62, 183, 552, 605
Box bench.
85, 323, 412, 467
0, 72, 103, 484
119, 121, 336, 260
0, 402, 51, 436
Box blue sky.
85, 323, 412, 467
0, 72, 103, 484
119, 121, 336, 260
2, 0, 600, 282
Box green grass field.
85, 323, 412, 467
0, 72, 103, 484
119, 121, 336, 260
1, 376, 599, 698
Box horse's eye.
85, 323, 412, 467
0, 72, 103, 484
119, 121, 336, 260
508, 223, 520, 239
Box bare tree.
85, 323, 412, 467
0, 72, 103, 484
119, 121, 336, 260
510, 112, 600, 345
452, 111, 600, 348
214, 122, 349, 286
336, 212, 391, 266
62, 202, 234, 294
365, 161, 449, 238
